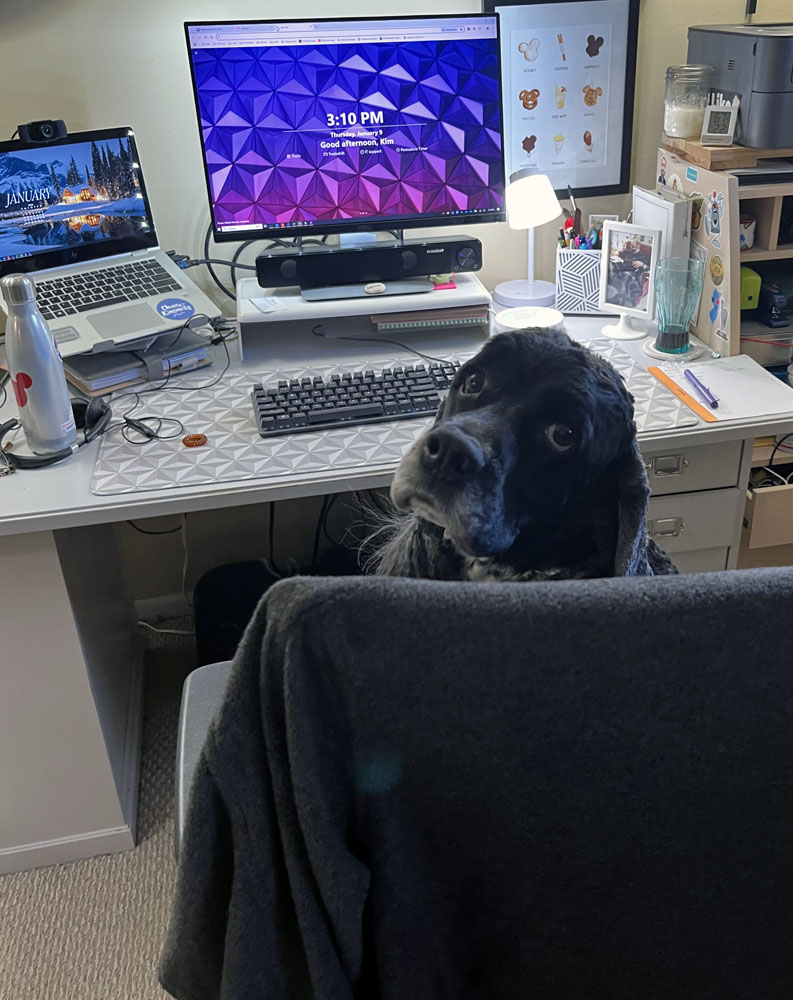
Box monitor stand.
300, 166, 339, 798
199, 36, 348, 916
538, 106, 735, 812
301, 277, 434, 301
298, 231, 436, 302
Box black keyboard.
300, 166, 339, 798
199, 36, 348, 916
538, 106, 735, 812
34, 259, 183, 320
251, 360, 461, 437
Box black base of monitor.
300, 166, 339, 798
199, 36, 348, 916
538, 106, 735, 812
255, 234, 482, 292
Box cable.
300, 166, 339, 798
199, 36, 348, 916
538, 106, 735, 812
127, 519, 183, 535
311, 326, 453, 365
203, 223, 236, 300
9, 129, 18, 140
181, 512, 193, 609
231, 240, 257, 287
138, 620, 195, 636
184, 257, 257, 272
768, 432, 793, 470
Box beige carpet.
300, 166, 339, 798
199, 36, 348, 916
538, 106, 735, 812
0, 623, 196, 1000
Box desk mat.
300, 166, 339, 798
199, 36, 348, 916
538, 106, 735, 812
91, 341, 698, 496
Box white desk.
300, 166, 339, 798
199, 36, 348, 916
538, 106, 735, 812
2, 315, 792, 873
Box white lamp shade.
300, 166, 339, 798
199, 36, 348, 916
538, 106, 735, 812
505, 173, 563, 231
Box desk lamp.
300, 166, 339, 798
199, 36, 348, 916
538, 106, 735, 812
493, 171, 563, 309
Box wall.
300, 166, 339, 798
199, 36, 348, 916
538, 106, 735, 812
1, 0, 789, 602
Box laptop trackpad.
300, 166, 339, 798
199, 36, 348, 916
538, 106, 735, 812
88, 303, 166, 340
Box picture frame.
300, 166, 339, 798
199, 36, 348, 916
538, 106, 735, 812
481, 0, 640, 198
598, 220, 661, 339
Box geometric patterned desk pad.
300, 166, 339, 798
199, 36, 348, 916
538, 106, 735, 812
91, 340, 698, 496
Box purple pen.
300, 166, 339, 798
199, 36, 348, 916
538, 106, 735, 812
683, 369, 718, 409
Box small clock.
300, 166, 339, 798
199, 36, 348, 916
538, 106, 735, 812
700, 105, 739, 146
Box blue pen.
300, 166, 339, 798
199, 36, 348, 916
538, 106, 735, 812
683, 369, 719, 409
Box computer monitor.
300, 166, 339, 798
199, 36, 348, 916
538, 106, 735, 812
184, 15, 506, 242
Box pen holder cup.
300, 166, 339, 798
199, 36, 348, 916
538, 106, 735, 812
555, 248, 602, 314
653, 256, 705, 355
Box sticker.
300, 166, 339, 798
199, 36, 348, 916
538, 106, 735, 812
522, 135, 537, 155
53, 326, 80, 344
710, 255, 724, 286
11, 372, 32, 407
686, 166, 698, 183
709, 288, 721, 324
690, 192, 704, 231
156, 298, 195, 322
668, 173, 684, 193
658, 155, 668, 186
704, 190, 724, 248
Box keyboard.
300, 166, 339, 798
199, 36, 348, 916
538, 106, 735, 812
251, 360, 461, 437
35, 259, 183, 321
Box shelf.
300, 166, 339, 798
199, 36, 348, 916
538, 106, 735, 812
740, 247, 793, 262
662, 135, 793, 171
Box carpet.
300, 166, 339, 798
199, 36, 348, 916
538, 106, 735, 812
0, 622, 196, 1000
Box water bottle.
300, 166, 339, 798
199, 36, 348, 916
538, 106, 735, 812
1, 273, 77, 455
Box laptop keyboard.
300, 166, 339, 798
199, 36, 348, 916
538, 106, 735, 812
34, 260, 183, 320
251, 360, 461, 437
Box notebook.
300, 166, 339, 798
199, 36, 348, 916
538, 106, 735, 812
63, 329, 212, 396
0, 126, 221, 358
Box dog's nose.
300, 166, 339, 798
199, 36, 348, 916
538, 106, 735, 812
420, 426, 485, 480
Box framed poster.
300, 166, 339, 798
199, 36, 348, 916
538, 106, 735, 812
482, 0, 639, 197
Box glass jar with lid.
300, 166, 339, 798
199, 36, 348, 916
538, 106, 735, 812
664, 65, 714, 139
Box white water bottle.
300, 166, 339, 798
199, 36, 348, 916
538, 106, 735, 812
1, 273, 77, 455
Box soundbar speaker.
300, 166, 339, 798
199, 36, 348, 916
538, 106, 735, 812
256, 236, 482, 290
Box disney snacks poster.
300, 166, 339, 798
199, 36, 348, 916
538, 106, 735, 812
491, 0, 634, 194
509, 23, 611, 177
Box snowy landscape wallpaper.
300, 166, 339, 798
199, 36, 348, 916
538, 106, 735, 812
0, 136, 149, 261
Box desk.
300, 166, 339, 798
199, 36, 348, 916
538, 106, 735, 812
2, 315, 793, 873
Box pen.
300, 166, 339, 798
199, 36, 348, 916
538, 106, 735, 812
684, 369, 719, 409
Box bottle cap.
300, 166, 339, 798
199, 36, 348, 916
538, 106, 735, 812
0, 273, 37, 306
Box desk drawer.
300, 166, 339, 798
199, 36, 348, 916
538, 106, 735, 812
743, 483, 793, 548
640, 440, 742, 496
646, 489, 740, 554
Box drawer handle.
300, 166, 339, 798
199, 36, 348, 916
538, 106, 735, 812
648, 516, 686, 539
644, 454, 689, 478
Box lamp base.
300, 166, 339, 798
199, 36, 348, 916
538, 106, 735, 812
493, 278, 557, 309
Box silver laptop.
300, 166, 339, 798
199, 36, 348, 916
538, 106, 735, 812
0, 126, 221, 357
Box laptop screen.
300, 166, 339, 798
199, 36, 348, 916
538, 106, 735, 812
0, 127, 159, 280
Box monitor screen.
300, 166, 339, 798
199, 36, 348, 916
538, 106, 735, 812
0, 128, 156, 275
184, 15, 506, 240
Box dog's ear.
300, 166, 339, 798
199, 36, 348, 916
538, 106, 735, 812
612, 438, 653, 576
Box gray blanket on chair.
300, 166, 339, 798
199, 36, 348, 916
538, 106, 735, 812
160, 569, 793, 1000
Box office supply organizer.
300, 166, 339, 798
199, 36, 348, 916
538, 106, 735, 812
91, 340, 697, 496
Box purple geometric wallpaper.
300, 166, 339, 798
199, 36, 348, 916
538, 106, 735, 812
188, 39, 504, 232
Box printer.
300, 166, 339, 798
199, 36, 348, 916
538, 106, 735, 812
687, 23, 793, 148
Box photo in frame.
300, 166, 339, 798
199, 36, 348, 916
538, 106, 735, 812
482, 0, 639, 197
598, 220, 661, 339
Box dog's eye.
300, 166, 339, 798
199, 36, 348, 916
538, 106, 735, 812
461, 369, 485, 395
545, 423, 575, 452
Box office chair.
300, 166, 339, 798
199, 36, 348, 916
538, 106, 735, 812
167, 569, 793, 999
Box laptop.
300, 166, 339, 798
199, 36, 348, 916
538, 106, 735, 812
0, 126, 221, 357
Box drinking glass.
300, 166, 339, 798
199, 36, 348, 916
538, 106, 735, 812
653, 257, 705, 355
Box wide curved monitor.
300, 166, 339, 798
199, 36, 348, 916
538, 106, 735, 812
184, 15, 506, 241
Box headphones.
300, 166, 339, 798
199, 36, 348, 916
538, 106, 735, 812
0, 397, 113, 470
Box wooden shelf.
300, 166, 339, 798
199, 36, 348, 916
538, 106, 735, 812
662, 135, 793, 170
740, 247, 793, 262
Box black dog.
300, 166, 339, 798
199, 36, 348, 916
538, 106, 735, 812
367, 328, 675, 581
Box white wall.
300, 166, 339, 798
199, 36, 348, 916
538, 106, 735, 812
2, 0, 789, 601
